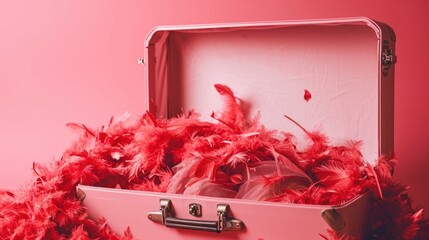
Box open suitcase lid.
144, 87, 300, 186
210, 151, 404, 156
144, 17, 395, 164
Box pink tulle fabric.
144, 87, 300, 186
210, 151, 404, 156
0, 84, 428, 239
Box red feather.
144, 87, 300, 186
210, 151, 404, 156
213, 84, 245, 132
304, 89, 312, 102
1, 84, 427, 239
313, 162, 354, 189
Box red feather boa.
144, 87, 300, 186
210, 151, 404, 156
1, 84, 428, 239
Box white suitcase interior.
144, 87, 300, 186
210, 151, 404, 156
146, 17, 394, 163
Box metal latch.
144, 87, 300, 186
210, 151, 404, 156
189, 203, 202, 217
148, 199, 244, 233
137, 58, 145, 64
381, 48, 396, 70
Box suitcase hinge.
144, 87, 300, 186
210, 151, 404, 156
381, 49, 395, 68
321, 208, 346, 232
381, 48, 396, 71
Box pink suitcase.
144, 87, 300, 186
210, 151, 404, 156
77, 17, 396, 239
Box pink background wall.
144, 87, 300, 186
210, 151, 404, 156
1, 0, 428, 213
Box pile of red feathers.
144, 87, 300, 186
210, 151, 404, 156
1, 84, 428, 239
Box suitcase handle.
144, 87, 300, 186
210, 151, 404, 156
147, 199, 244, 233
